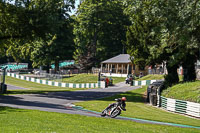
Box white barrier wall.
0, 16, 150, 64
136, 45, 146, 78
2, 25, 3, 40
6, 72, 105, 89
160, 96, 200, 118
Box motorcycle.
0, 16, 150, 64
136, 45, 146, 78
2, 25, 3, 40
101, 99, 125, 118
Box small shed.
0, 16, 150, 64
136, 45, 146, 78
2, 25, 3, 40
101, 54, 147, 77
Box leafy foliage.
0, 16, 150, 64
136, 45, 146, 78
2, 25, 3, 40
74, 0, 130, 70
162, 80, 200, 103
124, 0, 200, 86
0, 0, 75, 71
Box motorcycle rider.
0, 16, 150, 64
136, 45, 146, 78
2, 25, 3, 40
106, 97, 126, 111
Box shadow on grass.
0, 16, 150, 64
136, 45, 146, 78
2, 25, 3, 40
0, 95, 75, 112
96, 91, 144, 103
0, 106, 27, 114
0, 85, 145, 113
62, 75, 75, 78
11, 90, 144, 103
5, 90, 71, 95
0, 88, 144, 109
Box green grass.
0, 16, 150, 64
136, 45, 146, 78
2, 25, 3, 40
4, 75, 125, 94
4, 76, 88, 94
136, 74, 183, 81
59, 74, 98, 83
0, 106, 199, 133
111, 77, 125, 84
53, 73, 125, 84
162, 80, 200, 103
75, 86, 200, 127
136, 74, 164, 81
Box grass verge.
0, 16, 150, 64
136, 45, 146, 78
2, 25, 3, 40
75, 86, 200, 127
4, 76, 88, 94
136, 74, 164, 81
51, 74, 125, 84
0, 106, 199, 133
136, 74, 183, 81
162, 80, 200, 103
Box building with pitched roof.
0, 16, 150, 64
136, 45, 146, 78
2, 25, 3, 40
100, 54, 148, 77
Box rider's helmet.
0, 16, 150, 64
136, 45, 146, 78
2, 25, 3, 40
122, 97, 126, 101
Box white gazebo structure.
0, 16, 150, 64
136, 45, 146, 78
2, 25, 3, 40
101, 54, 135, 77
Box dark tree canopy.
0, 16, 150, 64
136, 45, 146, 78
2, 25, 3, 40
73, 0, 130, 70
124, 0, 200, 86
0, 0, 75, 72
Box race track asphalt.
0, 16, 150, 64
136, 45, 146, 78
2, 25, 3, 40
1, 83, 200, 129
1, 82, 139, 117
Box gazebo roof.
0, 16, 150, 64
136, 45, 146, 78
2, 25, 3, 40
101, 54, 132, 64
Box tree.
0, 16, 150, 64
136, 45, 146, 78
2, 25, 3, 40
0, 0, 75, 72
74, 0, 130, 70
124, 0, 200, 87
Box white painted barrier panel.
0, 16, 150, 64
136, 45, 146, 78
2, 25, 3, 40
91, 83, 94, 88
48, 81, 52, 85
21, 76, 24, 80
69, 83, 73, 88
82, 84, 85, 88
141, 81, 146, 85
186, 111, 200, 118
61, 83, 66, 87
86, 83, 89, 88
187, 106, 200, 112
135, 81, 138, 86
31, 78, 35, 82
100, 81, 105, 88
6, 72, 101, 89
12, 73, 15, 77
187, 101, 200, 107
167, 99, 176, 112
161, 96, 200, 118
167, 106, 176, 112
76, 84, 79, 88
150, 80, 157, 84
26, 77, 30, 81
55, 82, 59, 86
36, 79, 40, 83
42, 80, 46, 84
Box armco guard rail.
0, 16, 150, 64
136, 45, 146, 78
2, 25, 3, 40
6, 72, 105, 89
160, 96, 200, 118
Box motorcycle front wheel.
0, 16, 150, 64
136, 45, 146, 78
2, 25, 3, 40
110, 108, 121, 118
101, 109, 107, 117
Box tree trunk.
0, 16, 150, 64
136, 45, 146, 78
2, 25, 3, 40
182, 55, 196, 82
54, 59, 59, 74
164, 63, 179, 88
46, 64, 50, 73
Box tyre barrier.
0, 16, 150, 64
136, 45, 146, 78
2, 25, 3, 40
147, 81, 200, 118
6, 72, 106, 89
